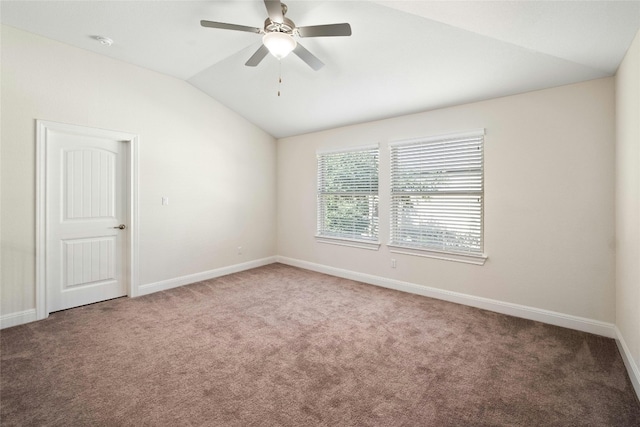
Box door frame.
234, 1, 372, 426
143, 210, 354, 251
35, 120, 140, 320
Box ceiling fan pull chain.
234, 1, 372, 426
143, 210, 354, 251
278, 60, 282, 97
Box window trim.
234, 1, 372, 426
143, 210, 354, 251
387, 244, 487, 265
317, 144, 379, 155
388, 129, 487, 264
315, 235, 381, 251
387, 129, 485, 149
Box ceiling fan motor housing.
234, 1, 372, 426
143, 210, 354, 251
264, 17, 296, 34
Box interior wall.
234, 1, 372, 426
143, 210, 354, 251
615, 30, 640, 378
0, 25, 277, 316
278, 77, 616, 322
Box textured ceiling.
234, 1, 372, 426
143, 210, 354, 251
2, 1, 639, 138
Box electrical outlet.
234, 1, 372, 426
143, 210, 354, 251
391, 259, 397, 268
161, 196, 169, 205
238, 246, 243, 255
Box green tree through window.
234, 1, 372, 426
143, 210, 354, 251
317, 147, 378, 241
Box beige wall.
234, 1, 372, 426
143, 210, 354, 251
615, 30, 640, 377
278, 78, 616, 322
0, 23, 624, 335
0, 25, 277, 316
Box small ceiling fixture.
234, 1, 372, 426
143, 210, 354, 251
262, 32, 296, 59
94, 36, 113, 46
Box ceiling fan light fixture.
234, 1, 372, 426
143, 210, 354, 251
262, 31, 296, 59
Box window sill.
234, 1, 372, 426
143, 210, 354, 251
387, 244, 487, 265
315, 236, 381, 251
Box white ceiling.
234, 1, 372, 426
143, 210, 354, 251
2, 1, 639, 138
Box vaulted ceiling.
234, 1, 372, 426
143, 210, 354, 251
2, 1, 639, 138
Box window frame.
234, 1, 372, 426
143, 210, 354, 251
388, 130, 487, 265
316, 145, 381, 250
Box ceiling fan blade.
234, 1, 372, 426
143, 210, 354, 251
293, 43, 324, 71
245, 45, 270, 67
200, 20, 261, 34
264, 0, 283, 23
297, 23, 352, 38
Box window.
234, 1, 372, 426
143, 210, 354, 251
389, 130, 486, 263
317, 146, 379, 249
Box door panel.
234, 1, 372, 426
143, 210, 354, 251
64, 149, 116, 220
47, 130, 127, 312
62, 237, 116, 288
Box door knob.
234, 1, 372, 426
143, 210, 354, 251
113, 224, 126, 230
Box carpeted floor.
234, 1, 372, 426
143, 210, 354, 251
1, 263, 639, 426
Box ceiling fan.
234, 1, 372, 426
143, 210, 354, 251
200, 0, 352, 71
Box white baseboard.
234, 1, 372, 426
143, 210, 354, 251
1, 256, 619, 341
615, 326, 640, 400
1, 309, 37, 329
276, 256, 617, 339
0, 257, 277, 329
137, 256, 277, 296
3, 255, 636, 400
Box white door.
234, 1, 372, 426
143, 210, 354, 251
46, 128, 128, 312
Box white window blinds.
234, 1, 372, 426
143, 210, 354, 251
317, 146, 379, 242
390, 131, 484, 254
